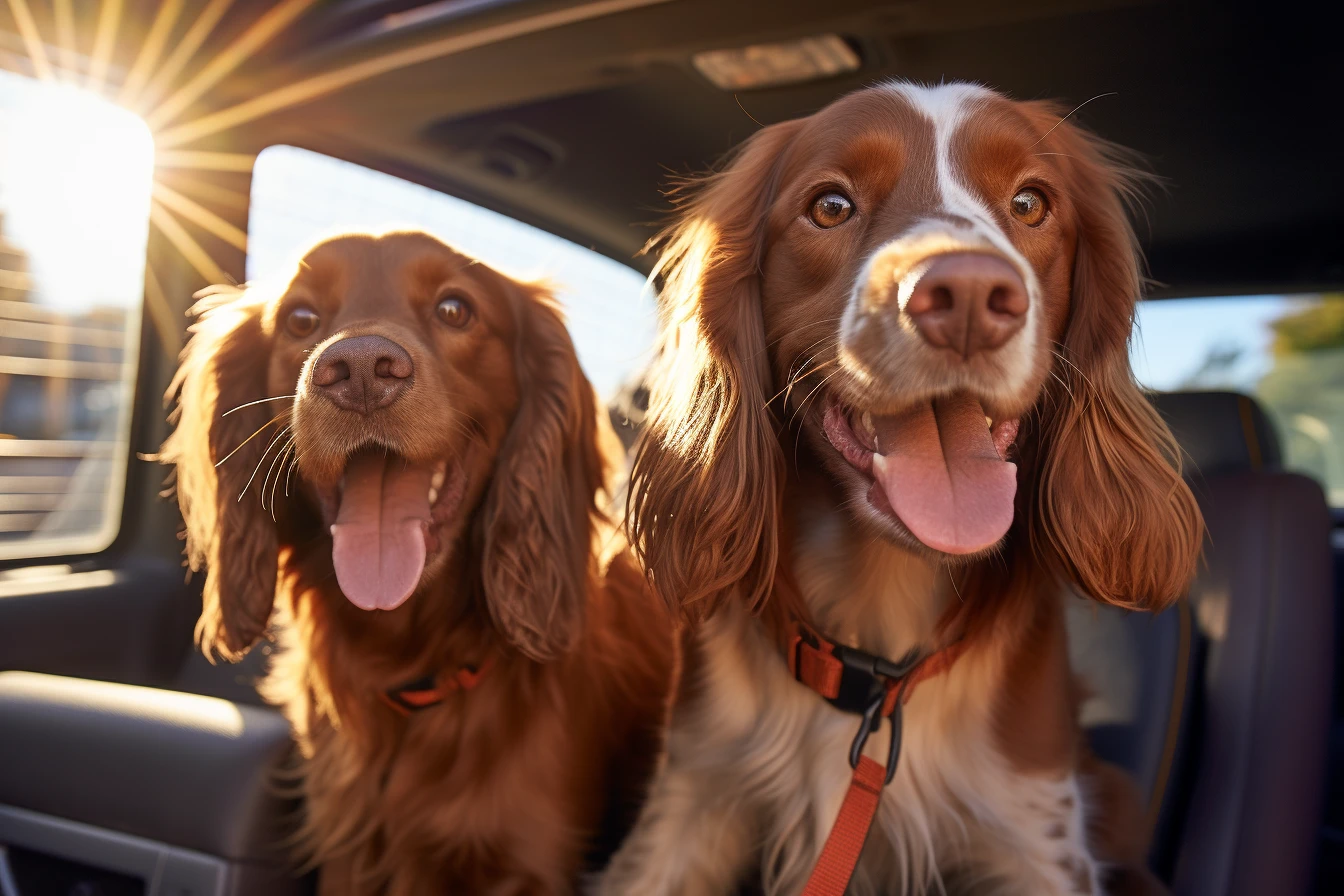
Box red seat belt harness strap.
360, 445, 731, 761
787, 623, 964, 896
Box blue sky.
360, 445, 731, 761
1131, 295, 1302, 391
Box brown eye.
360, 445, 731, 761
435, 295, 473, 328
808, 191, 855, 228
285, 306, 319, 338
1010, 188, 1048, 226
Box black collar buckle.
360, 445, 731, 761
823, 640, 921, 715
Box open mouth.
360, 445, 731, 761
323, 447, 465, 612
822, 393, 1020, 555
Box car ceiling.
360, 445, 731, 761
4, 0, 1342, 297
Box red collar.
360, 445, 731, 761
380, 657, 493, 716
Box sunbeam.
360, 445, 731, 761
148, 202, 229, 286
144, 0, 319, 131
51, 0, 75, 81
116, 0, 183, 105
85, 0, 123, 93
154, 149, 255, 172
141, 264, 182, 360
152, 181, 247, 252
129, 0, 234, 112
5, 0, 53, 80
156, 0, 674, 148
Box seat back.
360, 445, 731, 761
1070, 390, 1334, 895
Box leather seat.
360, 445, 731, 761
1068, 390, 1334, 894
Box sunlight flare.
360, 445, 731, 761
51, 0, 76, 82
152, 181, 248, 252
85, 0, 124, 93
149, 202, 228, 286
5, 0, 53, 80
156, 0, 675, 148
116, 0, 183, 105
153, 150, 256, 173
144, 0, 319, 130
129, 0, 235, 112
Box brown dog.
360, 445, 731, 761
162, 231, 674, 895
600, 82, 1201, 895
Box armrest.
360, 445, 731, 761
0, 671, 297, 863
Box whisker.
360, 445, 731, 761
1047, 366, 1074, 402
790, 366, 848, 473
767, 352, 838, 408
1052, 350, 1097, 395
284, 449, 298, 497
264, 437, 294, 518
782, 358, 840, 412
765, 317, 845, 351
1032, 92, 1118, 146
214, 412, 287, 468
239, 426, 290, 503
789, 367, 845, 431
222, 394, 295, 417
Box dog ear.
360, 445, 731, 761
1022, 110, 1203, 611
627, 120, 804, 622
161, 287, 280, 660
478, 285, 606, 661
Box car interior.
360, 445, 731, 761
0, 1, 1339, 894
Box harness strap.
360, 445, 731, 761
802, 756, 887, 896
380, 657, 493, 715
786, 619, 964, 896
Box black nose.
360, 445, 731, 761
311, 335, 413, 414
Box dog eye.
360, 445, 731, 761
285, 306, 320, 338
808, 191, 855, 229
435, 295, 473, 328
1010, 188, 1048, 226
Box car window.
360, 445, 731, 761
0, 72, 152, 559
1133, 294, 1344, 504
247, 146, 655, 401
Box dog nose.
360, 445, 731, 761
311, 335, 413, 413
904, 253, 1028, 358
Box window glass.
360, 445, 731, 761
247, 146, 655, 400
0, 72, 153, 558
1133, 294, 1344, 504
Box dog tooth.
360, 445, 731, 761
428, 486, 440, 505
985, 415, 993, 430
430, 468, 445, 491
861, 411, 875, 438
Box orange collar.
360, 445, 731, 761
380, 657, 493, 716
787, 619, 964, 725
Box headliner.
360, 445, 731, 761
5, 0, 1340, 296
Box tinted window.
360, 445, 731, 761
0, 73, 152, 558
1133, 294, 1344, 504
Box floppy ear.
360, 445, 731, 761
1025, 113, 1204, 611
161, 288, 280, 660
479, 286, 606, 661
628, 120, 803, 622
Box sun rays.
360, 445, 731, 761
1, 0, 675, 319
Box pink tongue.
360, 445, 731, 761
330, 453, 432, 611
869, 394, 1017, 555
